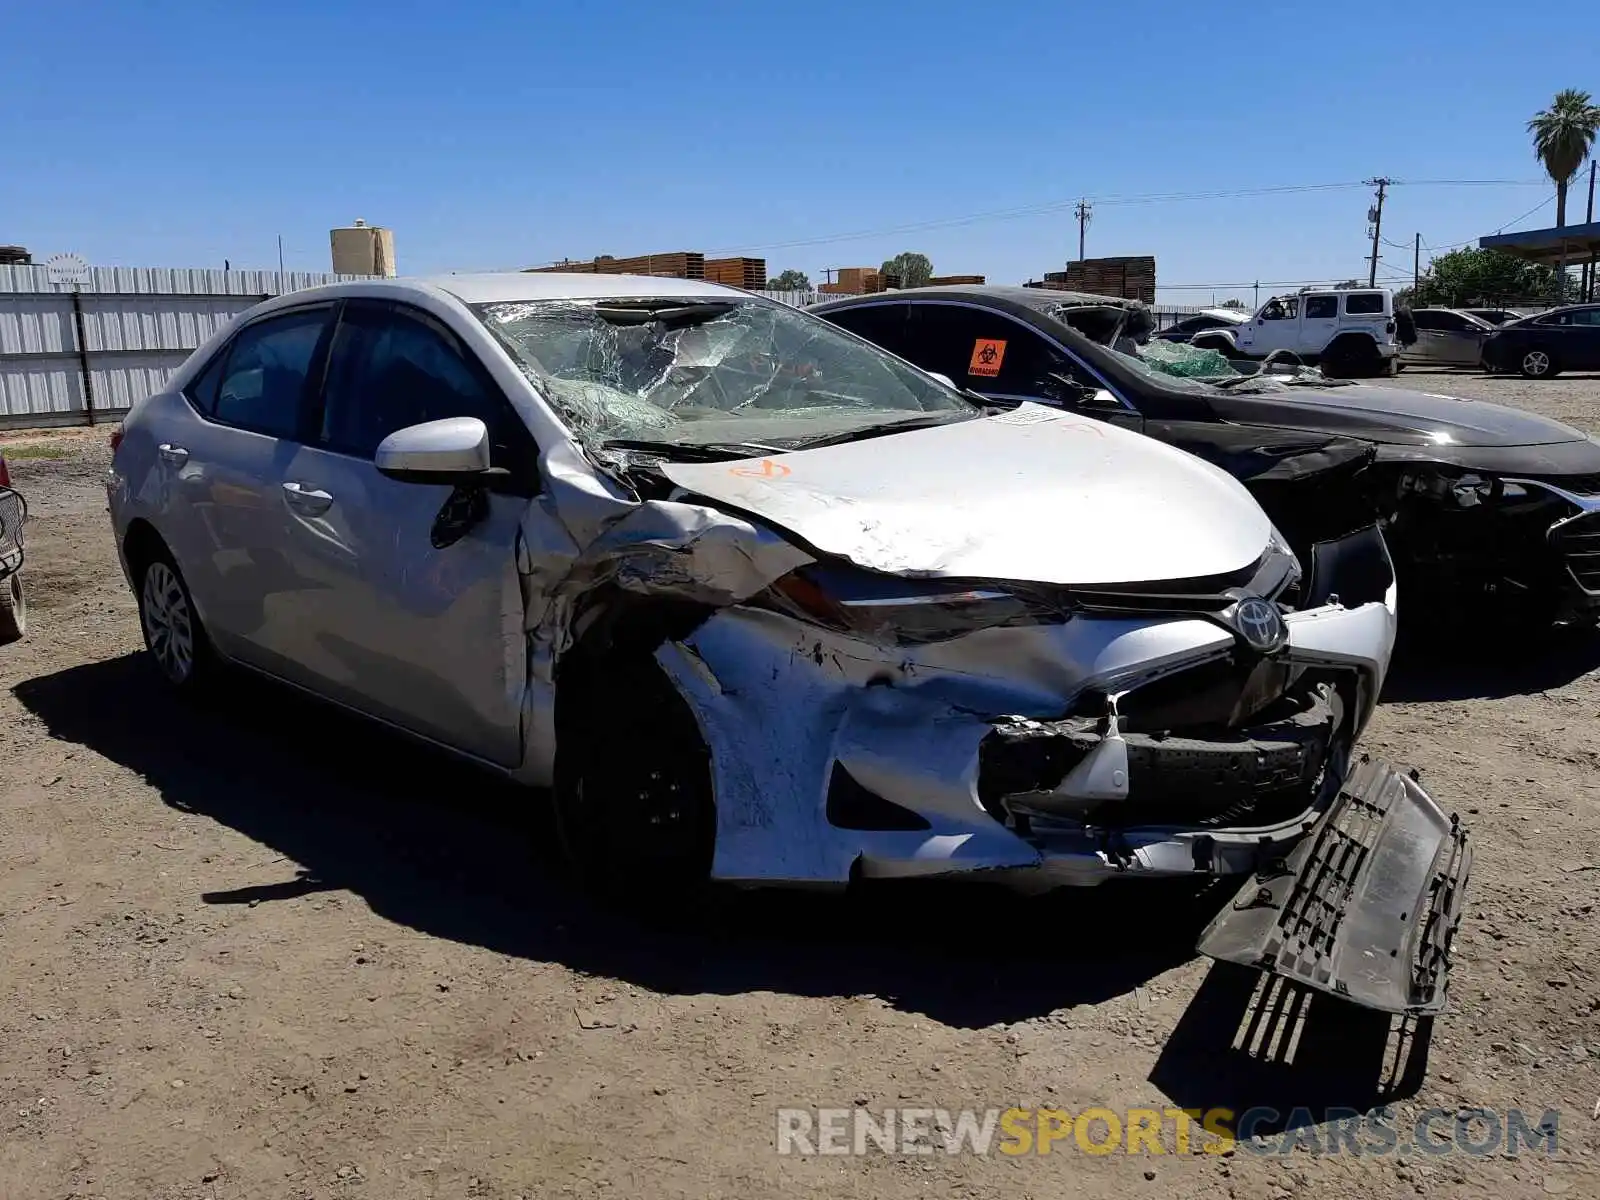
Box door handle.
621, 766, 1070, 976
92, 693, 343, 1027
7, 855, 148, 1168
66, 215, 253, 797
281, 481, 334, 515
157, 443, 189, 466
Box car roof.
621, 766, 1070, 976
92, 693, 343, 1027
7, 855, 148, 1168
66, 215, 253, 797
419, 271, 745, 304
812, 283, 1147, 314
265, 271, 751, 309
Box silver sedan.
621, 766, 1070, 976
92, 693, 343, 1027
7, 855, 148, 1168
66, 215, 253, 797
105, 273, 1464, 1012
1400, 307, 1495, 367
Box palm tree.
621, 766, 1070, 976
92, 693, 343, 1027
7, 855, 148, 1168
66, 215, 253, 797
1527, 89, 1600, 298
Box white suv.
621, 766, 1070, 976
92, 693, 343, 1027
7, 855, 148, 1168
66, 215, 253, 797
1191, 288, 1402, 378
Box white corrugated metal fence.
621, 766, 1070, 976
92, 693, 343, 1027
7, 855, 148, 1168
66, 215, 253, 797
0, 265, 365, 428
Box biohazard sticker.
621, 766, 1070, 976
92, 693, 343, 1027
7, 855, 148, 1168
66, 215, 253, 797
968, 338, 1006, 377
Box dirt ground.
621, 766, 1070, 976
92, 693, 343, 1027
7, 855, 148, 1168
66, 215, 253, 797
2, 372, 1598, 1200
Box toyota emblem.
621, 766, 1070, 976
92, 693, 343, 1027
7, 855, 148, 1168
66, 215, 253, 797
1233, 596, 1286, 653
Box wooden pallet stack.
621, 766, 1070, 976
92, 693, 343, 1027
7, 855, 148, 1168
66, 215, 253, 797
927, 274, 985, 286
526, 252, 706, 279
1037, 256, 1156, 303
701, 257, 767, 289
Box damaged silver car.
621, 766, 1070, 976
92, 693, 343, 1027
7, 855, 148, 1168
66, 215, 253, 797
106, 274, 1469, 1014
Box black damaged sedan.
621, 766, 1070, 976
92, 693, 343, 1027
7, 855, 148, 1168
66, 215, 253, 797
812, 285, 1600, 626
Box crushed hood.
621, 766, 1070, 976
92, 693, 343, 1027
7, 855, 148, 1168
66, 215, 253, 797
1213, 383, 1588, 449
659, 404, 1273, 587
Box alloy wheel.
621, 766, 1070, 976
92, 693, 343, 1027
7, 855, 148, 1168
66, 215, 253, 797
1522, 350, 1551, 377
141, 561, 195, 683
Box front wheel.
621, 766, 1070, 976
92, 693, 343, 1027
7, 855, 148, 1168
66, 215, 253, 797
553, 658, 716, 899
1519, 348, 1559, 378
136, 551, 217, 692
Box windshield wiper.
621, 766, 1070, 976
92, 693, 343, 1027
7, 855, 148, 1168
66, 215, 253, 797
598, 437, 783, 461
789, 412, 971, 450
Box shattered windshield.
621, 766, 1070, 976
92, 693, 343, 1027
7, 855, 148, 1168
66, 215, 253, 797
473, 296, 972, 448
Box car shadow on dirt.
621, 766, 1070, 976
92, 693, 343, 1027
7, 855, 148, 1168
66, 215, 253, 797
1383, 623, 1600, 703
18, 651, 1237, 1031
1148, 963, 1430, 1138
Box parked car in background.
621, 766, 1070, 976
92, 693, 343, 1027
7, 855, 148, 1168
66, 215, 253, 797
1186, 287, 1403, 378
812, 284, 1600, 628
105, 272, 1466, 1015
1153, 307, 1251, 344
1400, 307, 1495, 368
0, 447, 26, 644
1460, 307, 1535, 326
1481, 303, 1600, 378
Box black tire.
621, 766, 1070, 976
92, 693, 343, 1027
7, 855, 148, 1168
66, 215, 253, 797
1320, 336, 1382, 379
0, 572, 24, 645
133, 545, 218, 693
553, 658, 716, 899
1518, 347, 1559, 379
1190, 334, 1239, 358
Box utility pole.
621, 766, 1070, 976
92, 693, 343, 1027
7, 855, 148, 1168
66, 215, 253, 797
1364, 177, 1391, 288
1074, 199, 1092, 261
1413, 232, 1421, 296
1585, 159, 1597, 302
1253, 280, 1260, 309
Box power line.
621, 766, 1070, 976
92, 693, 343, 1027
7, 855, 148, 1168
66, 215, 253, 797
703, 180, 1379, 256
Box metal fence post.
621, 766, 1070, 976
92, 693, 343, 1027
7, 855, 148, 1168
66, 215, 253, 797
69, 284, 96, 426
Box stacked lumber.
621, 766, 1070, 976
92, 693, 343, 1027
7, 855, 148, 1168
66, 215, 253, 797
526, 252, 706, 279
928, 274, 985, 286
702, 257, 767, 289
1040, 256, 1156, 303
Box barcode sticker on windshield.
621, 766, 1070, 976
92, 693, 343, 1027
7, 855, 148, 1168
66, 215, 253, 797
993, 406, 1060, 426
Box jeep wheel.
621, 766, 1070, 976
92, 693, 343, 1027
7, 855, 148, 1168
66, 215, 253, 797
1518, 349, 1559, 379
1321, 337, 1382, 379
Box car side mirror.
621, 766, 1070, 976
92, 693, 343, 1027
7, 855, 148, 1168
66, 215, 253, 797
1049, 373, 1121, 410
375, 417, 494, 486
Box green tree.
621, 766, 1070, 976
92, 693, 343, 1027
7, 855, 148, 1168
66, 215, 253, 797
1412, 247, 1559, 306
1334, 279, 1363, 289
769, 268, 810, 291
879, 251, 933, 289
1218, 298, 1248, 309
1529, 89, 1600, 228
1528, 88, 1600, 296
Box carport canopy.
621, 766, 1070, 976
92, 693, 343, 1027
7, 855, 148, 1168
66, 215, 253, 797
1479, 220, 1600, 265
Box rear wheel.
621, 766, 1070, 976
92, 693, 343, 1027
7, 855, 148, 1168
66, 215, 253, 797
1519, 348, 1559, 378
0, 573, 25, 645
1321, 336, 1381, 379
136, 549, 217, 692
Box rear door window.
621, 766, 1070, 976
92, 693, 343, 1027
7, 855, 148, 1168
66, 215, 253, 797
212, 308, 330, 438
1303, 295, 1339, 319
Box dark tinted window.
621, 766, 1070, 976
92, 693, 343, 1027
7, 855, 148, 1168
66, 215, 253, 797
1569, 308, 1600, 327
213, 309, 328, 438
318, 303, 540, 489
183, 346, 229, 415
1411, 311, 1443, 331
1303, 295, 1339, 319
1344, 293, 1385, 315
906, 303, 1091, 403
817, 302, 913, 359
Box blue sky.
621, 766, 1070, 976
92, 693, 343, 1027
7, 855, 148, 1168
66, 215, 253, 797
3, 1, 1596, 303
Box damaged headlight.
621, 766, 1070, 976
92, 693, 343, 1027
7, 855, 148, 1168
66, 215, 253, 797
752, 562, 1059, 644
